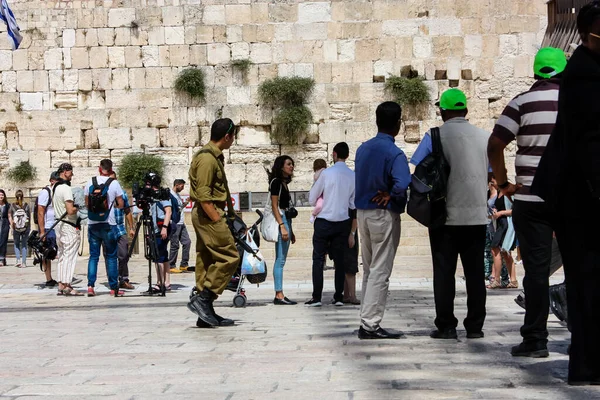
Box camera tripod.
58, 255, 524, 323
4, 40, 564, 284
128, 206, 166, 296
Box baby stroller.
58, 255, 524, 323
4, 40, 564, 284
226, 210, 267, 307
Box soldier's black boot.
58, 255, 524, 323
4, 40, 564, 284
187, 288, 218, 327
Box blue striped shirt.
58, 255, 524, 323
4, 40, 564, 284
113, 192, 130, 237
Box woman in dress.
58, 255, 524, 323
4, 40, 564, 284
488, 177, 518, 289
267, 155, 297, 305
9, 189, 31, 268
0, 190, 9, 266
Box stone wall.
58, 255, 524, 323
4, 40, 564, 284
0, 0, 546, 196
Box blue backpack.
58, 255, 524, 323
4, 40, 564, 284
158, 192, 181, 225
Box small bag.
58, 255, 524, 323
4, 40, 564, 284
12, 206, 29, 232
260, 179, 282, 243
241, 232, 266, 276
407, 127, 450, 229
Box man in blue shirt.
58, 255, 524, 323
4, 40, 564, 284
355, 101, 411, 340
109, 172, 135, 290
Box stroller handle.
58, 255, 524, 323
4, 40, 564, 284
254, 209, 263, 226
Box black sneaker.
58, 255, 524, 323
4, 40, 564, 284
331, 299, 344, 307
511, 342, 549, 358
466, 331, 485, 339
71, 277, 82, 286
430, 328, 458, 339
305, 299, 322, 307
45, 279, 58, 287
514, 293, 526, 310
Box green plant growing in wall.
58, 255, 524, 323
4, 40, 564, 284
231, 59, 252, 73
7, 161, 37, 183
259, 77, 315, 145
385, 75, 430, 106
117, 153, 164, 189
173, 68, 206, 101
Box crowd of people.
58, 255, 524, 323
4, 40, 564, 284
1, 1, 599, 386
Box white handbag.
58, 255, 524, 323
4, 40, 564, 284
260, 179, 282, 243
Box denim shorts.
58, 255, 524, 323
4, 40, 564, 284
155, 233, 170, 263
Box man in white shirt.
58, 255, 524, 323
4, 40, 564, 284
85, 159, 125, 297
37, 171, 59, 287
52, 164, 81, 295
306, 142, 356, 307
168, 179, 191, 273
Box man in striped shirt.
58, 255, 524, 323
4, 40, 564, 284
488, 47, 567, 358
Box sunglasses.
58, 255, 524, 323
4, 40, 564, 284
226, 122, 240, 139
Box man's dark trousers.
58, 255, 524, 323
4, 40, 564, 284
512, 200, 554, 346
428, 225, 487, 332
312, 218, 350, 302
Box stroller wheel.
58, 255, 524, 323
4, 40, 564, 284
233, 294, 246, 308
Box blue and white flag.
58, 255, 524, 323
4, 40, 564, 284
0, 0, 22, 50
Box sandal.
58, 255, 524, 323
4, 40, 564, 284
506, 280, 519, 289
63, 287, 83, 296
486, 280, 502, 289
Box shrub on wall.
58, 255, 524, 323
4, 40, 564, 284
118, 154, 164, 189
259, 77, 315, 145
385, 76, 430, 106
174, 68, 206, 100
7, 161, 37, 183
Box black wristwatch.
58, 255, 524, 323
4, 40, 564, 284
498, 181, 510, 189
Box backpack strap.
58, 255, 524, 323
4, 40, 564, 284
43, 186, 51, 206
92, 176, 98, 189
431, 127, 442, 156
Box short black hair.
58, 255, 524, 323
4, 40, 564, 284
376, 101, 402, 132
211, 118, 235, 142
100, 159, 113, 171
578, 1, 600, 35
173, 179, 186, 186
57, 163, 73, 172
333, 142, 350, 160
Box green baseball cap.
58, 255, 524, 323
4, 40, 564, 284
436, 88, 467, 111
534, 47, 567, 79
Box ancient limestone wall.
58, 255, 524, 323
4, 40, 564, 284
0, 0, 546, 196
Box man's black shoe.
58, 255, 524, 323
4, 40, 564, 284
511, 342, 549, 358
466, 331, 484, 339
196, 316, 234, 328
273, 297, 297, 305
45, 279, 58, 287
514, 293, 526, 310
209, 301, 234, 326
358, 326, 404, 339
430, 328, 458, 339
187, 289, 218, 326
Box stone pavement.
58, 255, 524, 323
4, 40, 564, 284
0, 256, 598, 400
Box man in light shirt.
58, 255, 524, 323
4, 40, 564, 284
306, 142, 356, 307
169, 179, 191, 273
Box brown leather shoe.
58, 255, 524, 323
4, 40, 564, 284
119, 281, 134, 290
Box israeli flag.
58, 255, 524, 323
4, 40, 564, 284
0, 0, 22, 50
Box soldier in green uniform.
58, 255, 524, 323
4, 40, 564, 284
187, 118, 240, 327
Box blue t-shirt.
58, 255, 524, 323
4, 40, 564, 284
151, 199, 171, 234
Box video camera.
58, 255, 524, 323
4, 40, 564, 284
27, 231, 57, 267
132, 172, 170, 210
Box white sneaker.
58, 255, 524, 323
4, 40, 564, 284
305, 299, 322, 307
332, 300, 344, 307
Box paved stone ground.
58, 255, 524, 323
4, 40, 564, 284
0, 256, 598, 400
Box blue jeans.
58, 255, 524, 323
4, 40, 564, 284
273, 214, 290, 292
13, 228, 29, 265
87, 224, 119, 290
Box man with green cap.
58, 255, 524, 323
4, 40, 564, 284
488, 46, 567, 358
411, 88, 491, 340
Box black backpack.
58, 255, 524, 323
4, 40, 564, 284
33, 187, 51, 225
407, 127, 450, 229
87, 177, 114, 222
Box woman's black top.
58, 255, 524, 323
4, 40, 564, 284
270, 178, 291, 209
494, 195, 506, 214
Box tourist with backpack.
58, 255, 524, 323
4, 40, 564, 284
85, 159, 125, 297
0, 189, 9, 266
168, 178, 190, 273
146, 172, 173, 292
35, 171, 60, 286
53, 163, 82, 295
8, 189, 30, 268
109, 171, 135, 290
410, 89, 490, 340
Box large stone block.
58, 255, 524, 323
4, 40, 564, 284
16, 71, 33, 92
12, 49, 28, 71
229, 145, 280, 164
207, 43, 230, 65
124, 46, 143, 68
97, 28, 116, 46
111, 68, 129, 89
196, 26, 213, 44
92, 68, 111, 91
169, 45, 189, 67
63, 28, 76, 48
33, 70, 49, 92
131, 127, 159, 149
78, 90, 105, 110
295, 23, 328, 41
225, 5, 252, 24
268, 4, 298, 23
107, 46, 125, 68
114, 28, 131, 46
98, 127, 131, 149
226, 86, 251, 106
148, 27, 165, 45
162, 6, 183, 26
203, 5, 226, 25
20, 93, 43, 111
129, 68, 146, 89
298, 2, 331, 23
146, 147, 189, 165
165, 26, 185, 45
382, 19, 419, 36
54, 92, 78, 110
108, 8, 136, 28
428, 18, 462, 36
44, 48, 63, 70
413, 36, 432, 58
89, 46, 108, 69
249, 43, 272, 64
